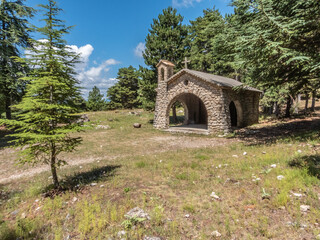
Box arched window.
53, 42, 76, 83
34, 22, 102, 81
161, 68, 165, 81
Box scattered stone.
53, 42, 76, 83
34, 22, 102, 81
232, 155, 238, 158
277, 175, 284, 180
35, 199, 40, 203
185, 214, 190, 218
79, 166, 83, 169
292, 193, 303, 198
270, 164, 277, 168
252, 177, 261, 182
96, 125, 111, 130
210, 192, 221, 201
133, 123, 142, 128
72, 197, 78, 202
100, 185, 105, 188
90, 183, 97, 186
21, 212, 26, 219
74, 114, 90, 124
243, 152, 247, 156
35, 206, 41, 211
300, 205, 310, 212
297, 150, 302, 153
117, 230, 126, 237
108, 118, 114, 122
262, 151, 266, 154
159, 160, 163, 163
211, 230, 222, 237
278, 206, 286, 210
300, 223, 308, 228
11, 210, 19, 216
144, 237, 161, 240
125, 207, 150, 220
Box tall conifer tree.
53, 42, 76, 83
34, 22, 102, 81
140, 7, 189, 110
87, 86, 105, 111
1, 0, 82, 188
0, 0, 34, 119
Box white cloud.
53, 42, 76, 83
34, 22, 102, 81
172, 0, 202, 8
69, 45, 120, 98
24, 41, 120, 99
134, 42, 146, 58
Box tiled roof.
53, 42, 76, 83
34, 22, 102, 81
156, 60, 175, 67
168, 69, 262, 93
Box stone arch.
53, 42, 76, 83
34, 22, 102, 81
166, 92, 208, 129
228, 100, 243, 127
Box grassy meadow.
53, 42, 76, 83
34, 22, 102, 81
1, 110, 320, 239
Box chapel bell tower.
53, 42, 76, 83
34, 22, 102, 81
156, 60, 175, 83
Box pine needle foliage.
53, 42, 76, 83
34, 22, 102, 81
1, 0, 83, 188
0, 0, 34, 119
87, 86, 106, 111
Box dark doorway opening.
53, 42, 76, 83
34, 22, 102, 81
167, 93, 208, 132
229, 101, 237, 127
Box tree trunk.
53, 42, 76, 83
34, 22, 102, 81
311, 90, 316, 112
273, 102, 280, 117
304, 93, 309, 114
50, 144, 59, 188
172, 105, 177, 123
5, 95, 11, 119
293, 95, 300, 114
285, 97, 292, 118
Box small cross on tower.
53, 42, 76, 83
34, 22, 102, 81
182, 57, 191, 69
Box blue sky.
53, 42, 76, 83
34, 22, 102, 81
25, 0, 234, 98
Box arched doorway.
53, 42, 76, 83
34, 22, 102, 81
167, 93, 208, 130
229, 101, 237, 127
169, 100, 188, 126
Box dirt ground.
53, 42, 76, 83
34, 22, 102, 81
0, 134, 235, 184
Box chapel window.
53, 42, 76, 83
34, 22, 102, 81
161, 68, 165, 81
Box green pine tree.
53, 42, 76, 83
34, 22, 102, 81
106, 66, 140, 109
1, 0, 82, 188
0, 0, 34, 119
137, 66, 156, 111
87, 86, 106, 111
139, 7, 189, 110
143, 7, 189, 71
189, 8, 227, 73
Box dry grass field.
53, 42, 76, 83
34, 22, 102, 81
1, 108, 320, 239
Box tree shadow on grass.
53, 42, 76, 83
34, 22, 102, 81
236, 117, 320, 145
288, 154, 320, 179
43, 165, 121, 197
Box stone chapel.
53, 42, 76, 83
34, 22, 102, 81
153, 60, 262, 134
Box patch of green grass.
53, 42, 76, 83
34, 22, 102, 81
182, 203, 196, 214
2, 110, 320, 239
136, 161, 147, 168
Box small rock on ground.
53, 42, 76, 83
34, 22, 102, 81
96, 125, 111, 130
300, 205, 310, 212
133, 123, 142, 128
211, 230, 222, 237
117, 230, 126, 237
144, 237, 161, 240
277, 175, 284, 180
125, 207, 150, 220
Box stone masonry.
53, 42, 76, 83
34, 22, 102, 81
153, 60, 261, 134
